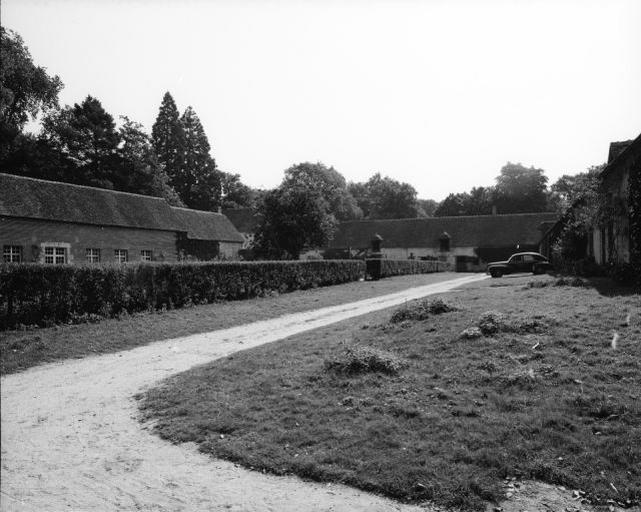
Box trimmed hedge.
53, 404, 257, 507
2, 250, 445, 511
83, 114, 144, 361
366, 259, 450, 280
0, 260, 365, 329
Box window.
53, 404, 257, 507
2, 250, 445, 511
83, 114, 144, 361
439, 232, 451, 252
140, 250, 153, 262
85, 248, 101, 263
44, 246, 67, 264
114, 249, 128, 263
3, 245, 22, 263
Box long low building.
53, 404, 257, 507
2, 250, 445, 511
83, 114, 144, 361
326, 212, 558, 271
0, 173, 244, 264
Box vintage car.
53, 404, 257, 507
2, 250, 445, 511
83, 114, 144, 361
486, 252, 553, 278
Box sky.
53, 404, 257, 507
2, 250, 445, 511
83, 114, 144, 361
3, 0, 641, 201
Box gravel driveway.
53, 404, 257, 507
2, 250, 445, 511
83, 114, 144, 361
1, 274, 486, 512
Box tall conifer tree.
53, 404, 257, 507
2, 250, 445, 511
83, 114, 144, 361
180, 106, 221, 210
151, 92, 184, 195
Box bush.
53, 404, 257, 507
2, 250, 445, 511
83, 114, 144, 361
324, 343, 407, 376
477, 310, 550, 336
389, 298, 456, 323
477, 311, 507, 335
0, 260, 365, 329
608, 262, 641, 287
366, 259, 450, 280
554, 276, 587, 287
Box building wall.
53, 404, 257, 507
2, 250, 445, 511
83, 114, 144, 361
592, 167, 631, 265
175, 238, 241, 260
381, 246, 477, 267
0, 217, 178, 263
239, 232, 254, 249
219, 241, 242, 259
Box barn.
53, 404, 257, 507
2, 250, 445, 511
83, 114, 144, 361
0, 173, 244, 264
327, 212, 558, 271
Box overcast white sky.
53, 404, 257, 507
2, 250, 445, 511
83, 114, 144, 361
4, 0, 640, 200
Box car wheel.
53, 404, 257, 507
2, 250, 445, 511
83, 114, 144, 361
532, 265, 541, 275
490, 268, 503, 278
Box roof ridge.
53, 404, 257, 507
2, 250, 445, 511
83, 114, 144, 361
601, 132, 641, 178
340, 212, 558, 223
0, 173, 169, 202
170, 205, 224, 216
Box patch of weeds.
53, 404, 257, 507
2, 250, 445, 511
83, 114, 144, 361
570, 394, 629, 419
389, 298, 456, 324
526, 280, 551, 288
512, 316, 550, 334
477, 311, 508, 335
477, 311, 550, 336
478, 361, 497, 373
555, 277, 587, 287
324, 343, 407, 376
6, 335, 45, 351
461, 326, 483, 339
502, 368, 537, 388
68, 312, 104, 325
387, 402, 422, 419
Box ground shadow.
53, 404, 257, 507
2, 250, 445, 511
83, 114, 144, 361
583, 277, 639, 297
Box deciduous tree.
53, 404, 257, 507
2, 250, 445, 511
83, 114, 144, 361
254, 185, 336, 259
41, 95, 120, 188
0, 27, 62, 133
494, 162, 549, 213
282, 162, 362, 221
348, 173, 421, 219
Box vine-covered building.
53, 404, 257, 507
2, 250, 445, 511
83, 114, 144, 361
591, 134, 641, 265
0, 173, 244, 264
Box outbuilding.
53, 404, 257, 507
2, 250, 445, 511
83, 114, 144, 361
326, 212, 558, 271
0, 173, 244, 264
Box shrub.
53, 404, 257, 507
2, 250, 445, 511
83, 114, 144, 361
366, 259, 449, 280
608, 262, 641, 287
389, 298, 456, 323
476, 311, 550, 336
0, 260, 365, 329
477, 311, 507, 335
324, 344, 407, 375
555, 276, 587, 287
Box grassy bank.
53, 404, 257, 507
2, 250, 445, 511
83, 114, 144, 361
138, 275, 640, 511
0, 272, 458, 375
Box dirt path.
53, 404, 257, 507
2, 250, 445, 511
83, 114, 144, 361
1, 274, 489, 512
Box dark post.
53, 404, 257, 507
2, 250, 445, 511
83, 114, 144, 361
367, 234, 384, 280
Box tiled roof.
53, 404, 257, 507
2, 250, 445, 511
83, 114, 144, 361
171, 207, 244, 243
222, 208, 263, 233
0, 173, 244, 243
601, 133, 641, 181
607, 140, 634, 164
0, 173, 184, 231
328, 212, 559, 249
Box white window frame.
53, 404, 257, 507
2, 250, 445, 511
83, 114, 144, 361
3, 245, 22, 263
39, 242, 71, 264
114, 249, 128, 263
85, 248, 101, 263
44, 246, 67, 264
140, 249, 153, 262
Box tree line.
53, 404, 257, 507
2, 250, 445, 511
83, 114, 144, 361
0, 28, 254, 211
1, 27, 602, 260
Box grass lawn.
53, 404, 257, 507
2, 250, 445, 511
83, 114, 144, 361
0, 272, 459, 375
138, 275, 640, 511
